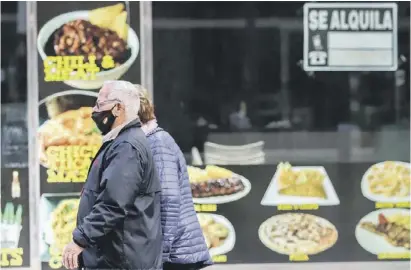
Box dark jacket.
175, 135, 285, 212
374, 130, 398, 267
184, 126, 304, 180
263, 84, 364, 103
73, 120, 163, 270
146, 127, 212, 267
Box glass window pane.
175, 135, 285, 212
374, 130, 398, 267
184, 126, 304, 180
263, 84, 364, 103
152, 2, 410, 164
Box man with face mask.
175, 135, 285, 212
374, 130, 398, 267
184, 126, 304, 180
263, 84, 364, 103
61, 80, 162, 270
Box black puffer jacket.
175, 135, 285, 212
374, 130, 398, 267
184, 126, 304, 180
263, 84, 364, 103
73, 120, 162, 270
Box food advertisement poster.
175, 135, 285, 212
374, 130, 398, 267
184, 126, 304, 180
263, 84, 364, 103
188, 162, 410, 264
1, 168, 30, 267
36, 2, 140, 269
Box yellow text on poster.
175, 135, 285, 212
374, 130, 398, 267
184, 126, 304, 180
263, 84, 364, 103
278, 204, 319, 211
43, 55, 115, 82
0, 248, 23, 267
212, 255, 227, 263
289, 254, 309, 261
378, 253, 411, 260
376, 202, 410, 209
46, 145, 99, 183
194, 204, 217, 212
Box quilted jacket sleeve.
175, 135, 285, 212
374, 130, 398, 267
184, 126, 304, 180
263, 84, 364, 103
152, 141, 181, 260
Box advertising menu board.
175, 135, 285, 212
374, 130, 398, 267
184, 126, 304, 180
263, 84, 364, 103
1, 104, 31, 268
189, 162, 410, 264
36, 2, 140, 270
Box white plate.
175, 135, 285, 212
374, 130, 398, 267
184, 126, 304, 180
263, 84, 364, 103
355, 208, 410, 255
193, 174, 251, 205
258, 213, 338, 255
260, 166, 340, 206
361, 161, 411, 203
198, 213, 236, 256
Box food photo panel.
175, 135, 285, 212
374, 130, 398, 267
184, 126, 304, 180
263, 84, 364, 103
261, 162, 340, 206
355, 208, 410, 258
188, 165, 251, 204
38, 91, 101, 187
361, 161, 410, 204
39, 193, 80, 268
36, 1, 141, 93
197, 213, 236, 257
258, 213, 338, 256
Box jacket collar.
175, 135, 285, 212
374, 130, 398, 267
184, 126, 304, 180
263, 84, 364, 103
146, 127, 163, 137
102, 118, 142, 142
141, 119, 158, 135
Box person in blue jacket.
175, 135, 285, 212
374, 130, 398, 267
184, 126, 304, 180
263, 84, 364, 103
136, 84, 212, 270
62, 81, 162, 270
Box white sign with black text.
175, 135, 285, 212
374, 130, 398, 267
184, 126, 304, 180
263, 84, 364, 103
303, 2, 398, 71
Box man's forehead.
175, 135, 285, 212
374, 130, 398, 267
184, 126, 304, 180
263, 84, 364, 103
97, 86, 111, 101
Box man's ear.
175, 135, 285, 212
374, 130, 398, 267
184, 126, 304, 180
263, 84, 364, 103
113, 104, 122, 117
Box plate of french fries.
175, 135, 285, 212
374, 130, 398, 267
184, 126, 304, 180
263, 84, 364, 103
361, 161, 411, 203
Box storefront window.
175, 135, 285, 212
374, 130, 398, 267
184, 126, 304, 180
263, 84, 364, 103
151, 3, 410, 264
1, 2, 410, 268
153, 2, 410, 163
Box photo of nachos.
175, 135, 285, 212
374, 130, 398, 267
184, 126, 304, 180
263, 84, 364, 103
261, 162, 340, 206
276, 162, 327, 198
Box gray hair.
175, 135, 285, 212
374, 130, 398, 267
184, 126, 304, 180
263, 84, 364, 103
104, 80, 140, 121
134, 84, 150, 99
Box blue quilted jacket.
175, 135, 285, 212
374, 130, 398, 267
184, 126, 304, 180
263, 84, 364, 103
146, 127, 212, 267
